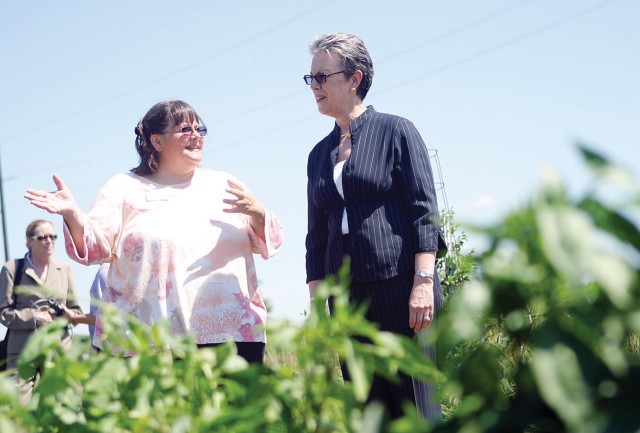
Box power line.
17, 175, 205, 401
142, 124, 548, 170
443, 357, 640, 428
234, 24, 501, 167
376, 0, 623, 96
0, 0, 625, 258
0, 2, 220, 112
215, 0, 624, 152
377, 0, 535, 66
0, 0, 551, 143
0, 0, 623, 182
214, 0, 536, 125
0, 0, 338, 144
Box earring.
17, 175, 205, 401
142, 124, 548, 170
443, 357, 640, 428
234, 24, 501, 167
350, 87, 356, 93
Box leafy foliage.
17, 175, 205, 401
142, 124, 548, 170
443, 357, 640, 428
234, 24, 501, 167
438, 210, 477, 303
1, 145, 638, 432
0, 267, 441, 433
432, 145, 640, 432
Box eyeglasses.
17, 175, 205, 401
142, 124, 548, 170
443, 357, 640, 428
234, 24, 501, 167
303, 71, 346, 85
31, 234, 58, 242
174, 125, 208, 136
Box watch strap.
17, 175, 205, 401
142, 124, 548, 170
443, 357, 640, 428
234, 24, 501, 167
415, 270, 434, 280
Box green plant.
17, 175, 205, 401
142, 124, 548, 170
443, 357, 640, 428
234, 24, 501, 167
2, 145, 638, 433
0, 267, 442, 432
438, 210, 477, 303
433, 145, 640, 432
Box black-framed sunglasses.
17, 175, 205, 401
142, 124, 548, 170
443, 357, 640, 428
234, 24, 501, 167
175, 125, 208, 136
31, 234, 58, 241
303, 71, 346, 85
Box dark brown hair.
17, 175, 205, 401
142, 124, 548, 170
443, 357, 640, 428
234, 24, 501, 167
131, 100, 204, 175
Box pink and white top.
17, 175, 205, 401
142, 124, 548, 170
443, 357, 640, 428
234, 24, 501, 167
64, 168, 283, 349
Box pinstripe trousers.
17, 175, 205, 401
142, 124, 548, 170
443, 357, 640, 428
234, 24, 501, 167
334, 240, 443, 421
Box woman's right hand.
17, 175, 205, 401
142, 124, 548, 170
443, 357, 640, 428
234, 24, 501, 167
35, 310, 54, 328
26, 174, 88, 257
24, 174, 79, 217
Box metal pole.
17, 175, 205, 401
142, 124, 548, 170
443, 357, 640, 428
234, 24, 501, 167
0, 146, 10, 261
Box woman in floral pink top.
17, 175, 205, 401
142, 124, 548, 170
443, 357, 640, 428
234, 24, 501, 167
25, 100, 283, 363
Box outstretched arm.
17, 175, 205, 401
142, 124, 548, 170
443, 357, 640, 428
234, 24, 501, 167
24, 174, 86, 257
59, 303, 95, 326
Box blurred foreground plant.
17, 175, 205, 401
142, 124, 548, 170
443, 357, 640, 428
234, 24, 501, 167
432, 145, 640, 432
0, 266, 441, 433
2, 144, 638, 433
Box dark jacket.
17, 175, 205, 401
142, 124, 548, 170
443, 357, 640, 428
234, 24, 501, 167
306, 106, 444, 283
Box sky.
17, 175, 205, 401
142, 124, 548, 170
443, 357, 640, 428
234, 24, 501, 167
0, 0, 638, 334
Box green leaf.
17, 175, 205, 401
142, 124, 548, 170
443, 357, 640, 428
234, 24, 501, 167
578, 197, 640, 252
578, 143, 637, 187
531, 343, 592, 430
578, 145, 609, 172
343, 339, 369, 402
536, 193, 633, 308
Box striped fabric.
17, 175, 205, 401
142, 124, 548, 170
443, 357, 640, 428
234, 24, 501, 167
307, 106, 444, 421
306, 106, 442, 283
339, 269, 443, 421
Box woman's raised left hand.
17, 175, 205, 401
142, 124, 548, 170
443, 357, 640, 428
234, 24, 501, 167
223, 179, 265, 220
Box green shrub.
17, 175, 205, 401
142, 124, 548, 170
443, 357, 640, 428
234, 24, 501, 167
1, 145, 638, 433
432, 145, 640, 432
0, 267, 441, 433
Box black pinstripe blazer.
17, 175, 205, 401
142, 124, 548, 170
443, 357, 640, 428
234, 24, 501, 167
306, 106, 444, 283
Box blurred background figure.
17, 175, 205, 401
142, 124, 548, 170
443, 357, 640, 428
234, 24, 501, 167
0, 219, 81, 404
67, 263, 108, 350
88, 263, 107, 346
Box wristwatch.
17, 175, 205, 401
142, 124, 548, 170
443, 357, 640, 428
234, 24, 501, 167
415, 270, 434, 280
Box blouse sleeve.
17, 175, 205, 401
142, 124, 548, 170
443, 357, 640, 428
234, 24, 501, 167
246, 210, 283, 259
64, 177, 123, 265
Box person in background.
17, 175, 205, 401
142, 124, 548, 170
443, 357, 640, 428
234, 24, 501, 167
87, 263, 108, 344
25, 100, 283, 364
303, 33, 446, 421
66, 263, 108, 349
0, 219, 81, 404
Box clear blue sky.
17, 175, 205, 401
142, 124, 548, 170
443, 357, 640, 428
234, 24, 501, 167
0, 0, 637, 331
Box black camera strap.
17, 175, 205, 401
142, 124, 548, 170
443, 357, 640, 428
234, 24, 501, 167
14, 258, 25, 288
1, 258, 25, 369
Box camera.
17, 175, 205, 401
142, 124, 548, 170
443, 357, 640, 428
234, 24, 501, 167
48, 299, 65, 316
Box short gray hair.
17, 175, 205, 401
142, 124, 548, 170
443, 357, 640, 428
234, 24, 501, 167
309, 32, 374, 100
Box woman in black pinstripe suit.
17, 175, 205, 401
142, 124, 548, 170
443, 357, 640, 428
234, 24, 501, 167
303, 32, 446, 422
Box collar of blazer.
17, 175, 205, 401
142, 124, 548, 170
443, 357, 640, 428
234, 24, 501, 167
23, 257, 63, 286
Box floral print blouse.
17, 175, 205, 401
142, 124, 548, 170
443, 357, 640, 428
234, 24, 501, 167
64, 168, 283, 349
